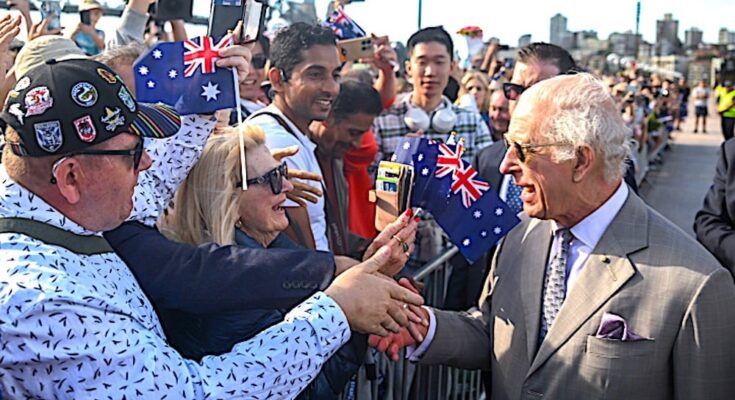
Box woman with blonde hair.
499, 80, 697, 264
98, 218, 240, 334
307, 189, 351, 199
458, 71, 491, 129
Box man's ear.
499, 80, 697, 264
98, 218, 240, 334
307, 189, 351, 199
268, 67, 285, 93
404, 59, 412, 78
572, 145, 595, 183
54, 159, 84, 205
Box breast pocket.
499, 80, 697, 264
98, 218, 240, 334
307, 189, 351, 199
583, 335, 656, 371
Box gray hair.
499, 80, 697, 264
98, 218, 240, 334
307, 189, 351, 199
94, 43, 147, 69
520, 73, 630, 182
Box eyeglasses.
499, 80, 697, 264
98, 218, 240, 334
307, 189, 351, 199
503, 134, 572, 163
502, 82, 528, 101
251, 54, 267, 69
237, 162, 288, 194
50, 138, 145, 184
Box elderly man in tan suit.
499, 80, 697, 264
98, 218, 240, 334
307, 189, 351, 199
372, 73, 735, 399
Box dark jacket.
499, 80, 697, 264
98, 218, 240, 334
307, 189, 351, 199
694, 138, 735, 272
104, 221, 336, 313
161, 229, 366, 400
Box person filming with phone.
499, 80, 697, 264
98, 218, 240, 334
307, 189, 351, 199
71, 0, 105, 55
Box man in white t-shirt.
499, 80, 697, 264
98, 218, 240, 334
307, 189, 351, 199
246, 23, 341, 251
692, 80, 710, 133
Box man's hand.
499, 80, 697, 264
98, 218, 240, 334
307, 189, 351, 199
363, 34, 397, 73
368, 277, 429, 361
28, 16, 63, 41
272, 146, 323, 207
325, 246, 424, 336
216, 43, 252, 84
364, 209, 418, 277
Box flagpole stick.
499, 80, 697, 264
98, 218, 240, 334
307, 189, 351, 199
231, 45, 247, 191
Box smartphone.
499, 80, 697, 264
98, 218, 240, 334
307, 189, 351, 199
80, 10, 91, 26
39, 0, 61, 31
208, 0, 266, 43
151, 0, 194, 22
337, 36, 377, 63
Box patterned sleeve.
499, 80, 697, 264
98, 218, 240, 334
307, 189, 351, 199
1, 292, 350, 399
471, 113, 493, 152
129, 114, 217, 226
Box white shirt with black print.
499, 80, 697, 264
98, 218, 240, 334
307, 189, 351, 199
0, 114, 351, 398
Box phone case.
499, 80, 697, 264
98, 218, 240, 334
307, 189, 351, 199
337, 37, 374, 63
371, 161, 414, 231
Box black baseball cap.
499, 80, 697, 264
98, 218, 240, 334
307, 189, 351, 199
0, 58, 181, 157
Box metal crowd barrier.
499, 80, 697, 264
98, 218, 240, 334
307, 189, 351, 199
342, 245, 486, 400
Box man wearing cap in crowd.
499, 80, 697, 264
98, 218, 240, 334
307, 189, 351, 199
0, 52, 423, 397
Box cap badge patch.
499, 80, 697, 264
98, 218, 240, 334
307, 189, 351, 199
14, 76, 30, 91
8, 103, 24, 125
71, 82, 98, 107
97, 68, 118, 84
7, 90, 19, 98
101, 107, 125, 132
73, 115, 97, 142
118, 86, 136, 112
24, 86, 53, 117
34, 120, 63, 153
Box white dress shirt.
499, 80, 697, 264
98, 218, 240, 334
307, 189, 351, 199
410, 181, 629, 360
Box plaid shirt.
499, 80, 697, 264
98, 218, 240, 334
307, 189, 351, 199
371, 95, 492, 172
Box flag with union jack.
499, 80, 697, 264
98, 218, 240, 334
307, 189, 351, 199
322, 7, 366, 40
393, 136, 519, 262
134, 35, 238, 115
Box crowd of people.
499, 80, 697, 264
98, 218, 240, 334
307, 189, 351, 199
0, 1, 733, 399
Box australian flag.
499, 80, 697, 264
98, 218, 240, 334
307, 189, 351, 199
395, 137, 520, 262
323, 7, 366, 40
134, 36, 238, 115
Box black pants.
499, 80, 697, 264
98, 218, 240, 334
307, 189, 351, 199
722, 116, 735, 141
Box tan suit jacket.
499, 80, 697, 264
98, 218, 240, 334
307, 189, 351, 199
420, 192, 735, 399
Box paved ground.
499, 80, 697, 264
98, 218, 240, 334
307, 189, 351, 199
640, 106, 724, 236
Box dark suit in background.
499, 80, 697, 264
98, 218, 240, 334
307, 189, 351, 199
694, 138, 735, 272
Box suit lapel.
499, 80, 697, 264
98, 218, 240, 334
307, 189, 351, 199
526, 191, 649, 377
519, 219, 553, 361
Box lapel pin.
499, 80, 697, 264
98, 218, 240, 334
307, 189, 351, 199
599, 255, 611, 264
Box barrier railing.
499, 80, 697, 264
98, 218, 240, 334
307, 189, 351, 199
343, 245, 486, 400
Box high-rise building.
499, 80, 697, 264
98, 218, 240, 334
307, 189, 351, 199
719, 28, 735, 45
655, 13, 680, 55
518, 34, 532, 48
609, 31, 640, 57
685, 28, 703, 49
550, 13, 568, 46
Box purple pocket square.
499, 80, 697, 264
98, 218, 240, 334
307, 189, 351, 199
595, 312, 650, 341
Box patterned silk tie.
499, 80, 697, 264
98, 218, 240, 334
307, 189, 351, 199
505, 177, 523, 214
540, 228, 574, 340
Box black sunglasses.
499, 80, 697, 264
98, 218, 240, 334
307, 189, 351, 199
237, 162, 288, 194
503, 134, 572, 163
50, 138, 145, 184
502, 82, 528, 101
251, 54, 267, 70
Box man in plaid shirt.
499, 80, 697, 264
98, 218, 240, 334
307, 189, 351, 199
372, 26, 492, 267
372, 26, 492, 169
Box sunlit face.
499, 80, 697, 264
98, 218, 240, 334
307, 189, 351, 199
489, 90, 510, 136
465, 78, 487, 107
406, 42, 452, 100
90, 8, 103, 25
499, 99, 575, 223
508, 60, 560, 116
239, 41, 267, 101
279, 44, 341, 123
318, 112, 375, 159
237, 145, 293, 240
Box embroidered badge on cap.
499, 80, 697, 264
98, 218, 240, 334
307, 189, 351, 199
97, 68, 118, 84
34, 120, 63, 153
118, 86, 136, 113
101, 107, 125, 131
8, 103, 24, 125
73, 115, 97, 142
24, 86, 53, 117
14, 76, 30, 91
7, 90, 19, 98
71, 82, 99, 107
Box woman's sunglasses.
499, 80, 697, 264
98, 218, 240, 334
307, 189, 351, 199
251, 54, 267, 70
237, 162, 288, 195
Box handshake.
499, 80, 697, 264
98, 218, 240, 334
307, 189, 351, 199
323, 209, 430, 337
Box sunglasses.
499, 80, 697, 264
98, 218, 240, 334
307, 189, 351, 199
251, 54, 267, 70
237, 162, 288, 194
50, 138, 146, 184
503, 134, 572, 163
502, 82, 528, 101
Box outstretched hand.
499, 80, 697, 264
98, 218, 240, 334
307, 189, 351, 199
271, 146, 323, 207
364, 209, 419, 277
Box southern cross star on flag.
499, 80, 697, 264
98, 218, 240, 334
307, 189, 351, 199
394, 137, 520, 262
134, 35, 238, 115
